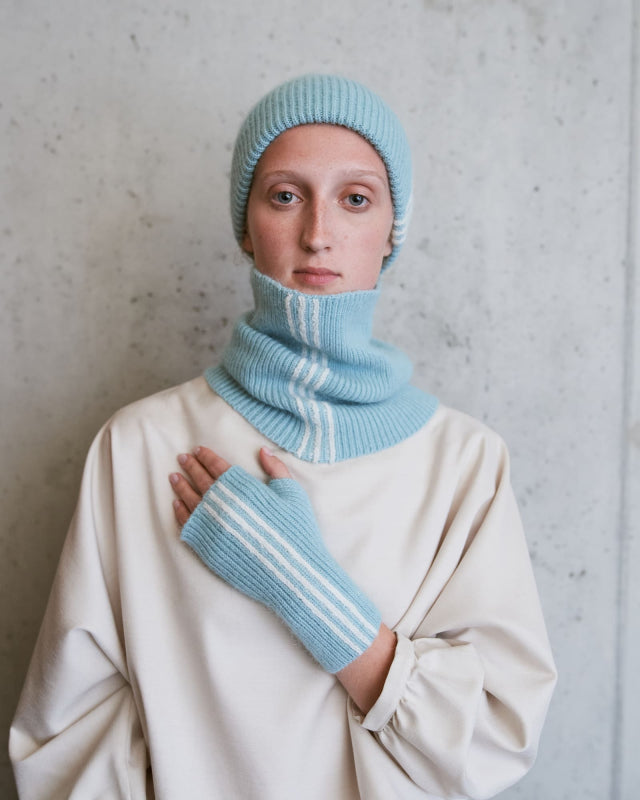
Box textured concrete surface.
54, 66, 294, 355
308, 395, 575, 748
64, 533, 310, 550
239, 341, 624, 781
1, 1, 637, 797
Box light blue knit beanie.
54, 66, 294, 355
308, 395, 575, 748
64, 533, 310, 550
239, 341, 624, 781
230, 74, 413, 268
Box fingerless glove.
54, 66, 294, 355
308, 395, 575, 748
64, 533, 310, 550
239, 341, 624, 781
181, 466, 381, 673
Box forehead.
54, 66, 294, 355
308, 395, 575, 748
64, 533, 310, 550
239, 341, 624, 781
254, 124, 389, 179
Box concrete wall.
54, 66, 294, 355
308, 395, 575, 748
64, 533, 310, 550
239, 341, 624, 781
1, 1, 637, 797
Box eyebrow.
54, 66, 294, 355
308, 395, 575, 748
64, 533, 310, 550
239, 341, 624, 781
257, 168, 389, 187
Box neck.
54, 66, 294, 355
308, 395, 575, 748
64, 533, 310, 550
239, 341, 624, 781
205, 269, 438, 463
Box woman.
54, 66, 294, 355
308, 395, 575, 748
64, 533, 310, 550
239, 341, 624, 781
10, 74, 556, 799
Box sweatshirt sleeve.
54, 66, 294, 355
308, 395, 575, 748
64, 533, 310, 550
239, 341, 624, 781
9, 425, 150, 800
348, 434, 557, 800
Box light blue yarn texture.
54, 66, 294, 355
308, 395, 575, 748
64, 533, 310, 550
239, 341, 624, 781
206, 269, 439, 464
181, 464, 382, 673
230, 73, 413, 267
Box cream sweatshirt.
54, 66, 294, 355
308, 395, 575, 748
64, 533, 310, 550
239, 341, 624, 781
10, 377, 556, 799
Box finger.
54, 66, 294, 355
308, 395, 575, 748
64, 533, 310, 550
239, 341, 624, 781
177, 453, 217, 495
259, 446, 292, 479
172, 497, 191, 527
193, 446, 231, 479
169, 472, 202, 513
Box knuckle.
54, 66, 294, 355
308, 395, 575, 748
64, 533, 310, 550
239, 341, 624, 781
201, 453, 218, 470
209, 458, 228, 476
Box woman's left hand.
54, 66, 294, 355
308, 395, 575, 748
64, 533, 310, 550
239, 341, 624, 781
169, 445, 291, 526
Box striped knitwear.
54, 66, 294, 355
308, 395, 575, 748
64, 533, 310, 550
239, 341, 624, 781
230, 73, 413, 268
181, 465, 382, 673
206, 269, 438, 464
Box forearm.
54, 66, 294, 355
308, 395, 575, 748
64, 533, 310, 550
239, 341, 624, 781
336, 623, 397, 714
174, 446, 396, 712
176, 448, 382, 674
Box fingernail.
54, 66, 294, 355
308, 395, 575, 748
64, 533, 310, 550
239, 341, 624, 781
169, 473, 180, 485
178, 454, 188, 465
193, 446, 201, 455
262, 446, 274, 456
173, 499, 181, 510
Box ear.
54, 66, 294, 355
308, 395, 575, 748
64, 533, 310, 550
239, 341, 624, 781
383, 231, 393, 257
241, 229, 254, 256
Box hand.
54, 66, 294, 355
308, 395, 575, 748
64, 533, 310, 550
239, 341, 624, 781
171, 451, 381, 674
170, 445, 291, 527
170, 444, 393, 696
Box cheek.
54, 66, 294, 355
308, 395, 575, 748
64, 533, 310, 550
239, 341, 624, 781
256, 210, 295, 244
255, 225, 290, 259
353, 222, 392, 258
247, 214, 277, 257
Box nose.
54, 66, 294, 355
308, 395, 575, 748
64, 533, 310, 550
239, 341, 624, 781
299, 200, 332, 253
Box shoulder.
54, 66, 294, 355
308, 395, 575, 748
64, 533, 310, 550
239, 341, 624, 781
428, 404, 509, 458
88, 376, 269, 471
81, 376, 217, 469
103, 376, 213, 436
401, 403, 513, 497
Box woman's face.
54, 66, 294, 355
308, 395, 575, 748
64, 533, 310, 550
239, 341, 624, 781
242, 124, 394, 294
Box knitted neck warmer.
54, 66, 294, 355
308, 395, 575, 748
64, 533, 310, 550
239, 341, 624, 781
206, 269, 438, 464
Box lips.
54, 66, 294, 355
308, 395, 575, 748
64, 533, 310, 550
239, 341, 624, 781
293, 267, 340, 287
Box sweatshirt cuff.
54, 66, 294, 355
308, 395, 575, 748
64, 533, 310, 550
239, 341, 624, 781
357, 632, 414, 732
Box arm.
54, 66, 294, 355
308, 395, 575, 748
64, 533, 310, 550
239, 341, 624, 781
174, 447, 399, 712
171, 440, 556, 800
348, 439, 557, 799
171, 446, 386, 681
336, 623, 397, 715
9, 427, 150, 800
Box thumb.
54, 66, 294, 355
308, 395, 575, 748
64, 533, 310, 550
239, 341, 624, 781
259, 446, 292, 480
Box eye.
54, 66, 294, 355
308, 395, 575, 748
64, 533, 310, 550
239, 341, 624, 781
346, 193, 368, 208
274, 190, 296, 205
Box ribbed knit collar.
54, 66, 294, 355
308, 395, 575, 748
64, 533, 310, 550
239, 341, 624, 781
205, 269, 438, 463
